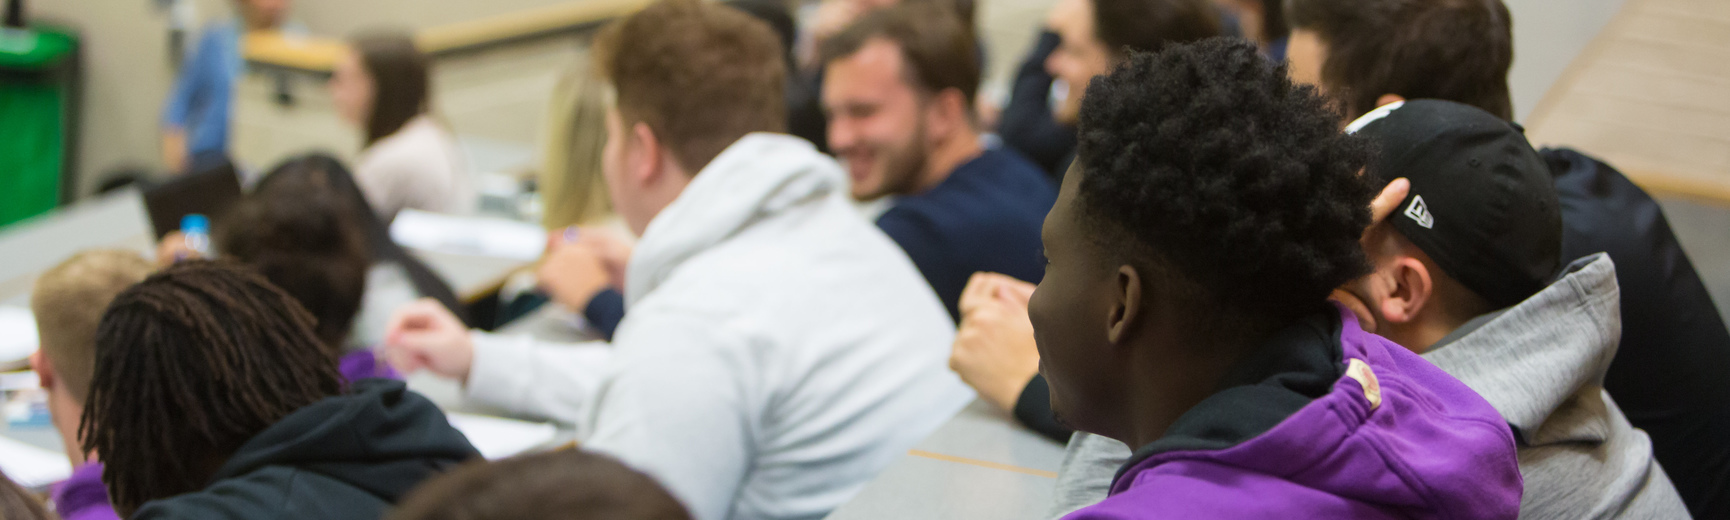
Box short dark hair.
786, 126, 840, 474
1285, 0, 1513, 119
82, 261, 342, 517
1093, 0, 1224, 58
388, 449, 692, 520
1074, 38, 1374, 324
351, 32, 431, 145
218, 159, 372, 351
593, 0, 787, 173
820, 3, 981, 108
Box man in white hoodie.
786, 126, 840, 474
379, 1, 974, 518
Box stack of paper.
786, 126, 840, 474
0, 435, 70, 489
389, 210, 546, 261
445, 412, 559, 460
0, 307, 38, 367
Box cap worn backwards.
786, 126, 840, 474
1348, 99, 1562, 308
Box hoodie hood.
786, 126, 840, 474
626, 133, 847, 305
208, 379, 479, 502
1081, 305, 1522, 520
1423, 254, 1620, 445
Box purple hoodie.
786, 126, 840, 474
1063, 305, 1522, 519
51, 462, 119, 520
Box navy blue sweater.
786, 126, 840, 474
876, 148, 1055, 323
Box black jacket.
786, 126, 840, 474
1546, 147, 1730, 518
133, 379, 480, 519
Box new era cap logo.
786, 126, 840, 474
1405, 195, 1435, 229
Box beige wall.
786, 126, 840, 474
32, 0, 177, 199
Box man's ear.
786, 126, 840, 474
926, 88, 973, 139
1375, 93, 1407, 109
1377, 257, 1433, 324
629, 121, 666, 186
1107, 265, 1143, 345
29, 350, 56, 391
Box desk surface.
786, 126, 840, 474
0, 190, 530, 304
826, 400, 1067, 520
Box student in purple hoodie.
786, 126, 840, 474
28, 250, 154, 520
1029, 38, 1522, 519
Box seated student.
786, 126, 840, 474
328, 32, 474, 221
820, 3, 1055, 322
1339, 99, 1687, 518
995, 0, 1223, 177
28, 250, 154, 520
1282, 1, 1730, 515
156, 154, 469, 350
217, 158, 396, 381
81, 261, 478, 519
380, 1, 972, 518
1034, 39, 1520, 519
956, 0, 1223, 441
389, 449, 692, 520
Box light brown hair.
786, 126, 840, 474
388, 448, 691, 520
539, 52, 614, 229
30, 249, 154, 403
591, 0, 787, 173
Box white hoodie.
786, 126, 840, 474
465, 133, 975, 520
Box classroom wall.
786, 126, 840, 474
30, 0, 1624, 202
31, 0, 178, 199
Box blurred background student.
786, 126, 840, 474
157, 154, 470, 347
29, 249, 155, 520
161, 0, 295, 174
329, 32, 474, 221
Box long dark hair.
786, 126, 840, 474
353, 32, 430, 146
250, 154, 470, 324
81, 261, 344, 517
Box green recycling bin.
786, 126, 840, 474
0, 26, 78, 227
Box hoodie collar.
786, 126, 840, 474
624, 133, 845, 304
1422, 254, 1619, 445
211, 379, 478, 500
1114, 307, 1345, 486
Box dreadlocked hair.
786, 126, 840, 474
79, 260, 342, 517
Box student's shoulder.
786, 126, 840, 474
133, 467, 386, 520
1070, 463, 1400, 519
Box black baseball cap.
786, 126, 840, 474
1347, 99, 1561, 308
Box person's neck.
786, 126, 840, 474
1119, 330, 1270, 449
1386, 313, 1475, 354
914, 130, 983, 194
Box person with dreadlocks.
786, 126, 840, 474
80, 260, 478, 519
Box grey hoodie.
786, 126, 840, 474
1046, 254, 1687, 520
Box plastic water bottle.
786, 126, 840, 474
181, 213, 211, 258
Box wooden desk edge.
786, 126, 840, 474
907, 449, 1059, 479
243, 0, 651, 73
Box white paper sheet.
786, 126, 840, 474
445, 412, 559, 460
389, 209, 547, 261
0, 435, 71, 489
0, 307, 38, 365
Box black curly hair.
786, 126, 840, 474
1073, 37, 1373, 325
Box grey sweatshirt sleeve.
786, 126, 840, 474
1047, 432, 1132, 519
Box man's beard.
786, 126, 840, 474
870, 119, 931, 199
